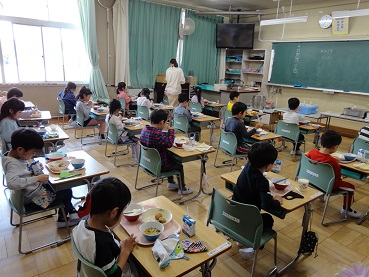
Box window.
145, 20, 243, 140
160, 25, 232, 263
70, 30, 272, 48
0, 0, 90, 83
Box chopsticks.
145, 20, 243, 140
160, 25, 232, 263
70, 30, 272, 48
274, 177, 288, 184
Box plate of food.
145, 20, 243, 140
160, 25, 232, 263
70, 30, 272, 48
140, 208, 172, 225
46, 160, 70, 173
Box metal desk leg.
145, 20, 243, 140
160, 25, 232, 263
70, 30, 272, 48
179, 154, 211, 205
357, 208, 369, 225
277, 203, 312, 275
209, 121, 216, 146
200, 258, 217, 277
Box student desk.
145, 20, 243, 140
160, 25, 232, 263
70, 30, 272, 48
204, 102, 226, 109
169, 145, 215, 204
251, 130, 281, 142
321, 111, 369, 129
34, 125, 69, 152
23, 101, 35, 109
19, 111, 52, 126
113, 196, 231, 277
123, 119, 150, 136
275, 108, 329, 127
192, 115, 220, 146
40, 150, 109, 192
220, 169, 323, 275
336, 157, 369, 225
153, 104, 174, 111
90, 107, 108, 120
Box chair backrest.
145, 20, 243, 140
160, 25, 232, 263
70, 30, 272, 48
71, 236, 107, 277
295, 154, 335, 194
119, 97, 126, 112
76, 110, 85, 127
4, 188, 26, 215
162, 95, 169, 105
138, 142, 162, 176
350, 136, 369, 154
57, 98, 65, 115
0, 135, 8, 154
107, 123, 119, 145
275, 120, 300, 142
224, 109, 232, 122
218, 129, 238, 156
137, 105, 149, 120
189, 101, 202, 113
173, 114, 189, 133
207, 188, 263, 249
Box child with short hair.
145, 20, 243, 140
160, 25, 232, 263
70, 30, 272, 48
73, 177, 138, 277
76, 86, 106, 140
0, 97, 25, 150
58, 81, 77, 123
173, 93, 201, 136
227, 91, 240, 112
283, 97, 305, 155
105, 99, 139, 158
137, 88, 154, 116
7, 87, 24, 99
191, 86, 205, 108
307, 130, 362, 218
140, 109, 193, 195
2, 129, 80, 228
225, 102, 263, 153
233, 142, 283, 258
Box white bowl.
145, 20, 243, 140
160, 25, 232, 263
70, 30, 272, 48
50, 124, 58, 131
70, 158, 85, 169
140, 208, 172, 225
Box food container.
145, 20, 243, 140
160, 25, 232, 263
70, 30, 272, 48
123, 203, 144, 222
297, 104, 319, 115
139, 221, 164, 241
141, 208, 172, 225
70, 159, 85, 169
48, 153, 64, 161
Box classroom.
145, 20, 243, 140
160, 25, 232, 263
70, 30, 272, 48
1, 0, 369, 276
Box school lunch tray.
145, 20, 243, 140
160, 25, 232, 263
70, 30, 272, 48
120, 205, 181, 246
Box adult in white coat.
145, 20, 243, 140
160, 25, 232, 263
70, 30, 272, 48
165, 58, 185, 107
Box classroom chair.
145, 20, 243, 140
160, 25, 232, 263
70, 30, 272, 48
1, 136, 7, 187
4, 188, 71, 254
350, 136, 369, 155
57, 97, 75, 129
104, 123, 136, 167
137, 105, 149, 121
71, 235, 107, 277
74, 110, 101, 145
295, 154, 348, 226
134, 142, 182, 201
172, 114, 201, 141
207, 188, 277, 277
118, 97, 127, 117
189, 101, 202, 113
214, 129, 248, 171
274, 120, 305, 161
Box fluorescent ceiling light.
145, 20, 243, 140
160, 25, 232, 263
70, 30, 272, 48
196, 11, 265, 16
332, 8, 369, 18
260, 16, 308, 26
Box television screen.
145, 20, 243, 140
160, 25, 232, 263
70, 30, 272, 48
216, 23, 255, 49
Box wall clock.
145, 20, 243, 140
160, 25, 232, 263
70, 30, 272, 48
319, 14, 332, 29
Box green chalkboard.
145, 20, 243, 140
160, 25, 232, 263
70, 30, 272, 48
269, 41, 369, 93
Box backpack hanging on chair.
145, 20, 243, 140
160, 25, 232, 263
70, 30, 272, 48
299, 210, 319, 257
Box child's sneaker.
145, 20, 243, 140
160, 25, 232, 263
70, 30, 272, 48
340, 208, 362, 218
178, 188, 194, 195
236, 242, 245, 248
239, 247, 255, 259
56, 217, 80, 228
167, 183, 179, 190
296, 149, 303, 155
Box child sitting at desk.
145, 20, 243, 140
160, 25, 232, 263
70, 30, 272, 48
73, 177, 139, 277
0, 97, 25, 150
137, 88, 154, 115
307, 130, 362, 218
227, 91, 239, 112
105, 99, 139, 159
233, 142, 283, 259
58, 81, 77, 123
76, 86, 106, 140
7, 87, 24, 99
173, 93, 201, 138
283, 97, 305, 155
140, 109, 193, 195
225, 102, 263, 154
191, 86, 205, 108
2, 129, 80, 228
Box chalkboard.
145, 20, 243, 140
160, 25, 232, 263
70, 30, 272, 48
269, 41, 369, 93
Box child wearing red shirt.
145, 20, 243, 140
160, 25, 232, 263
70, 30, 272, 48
307, 130, 362, 218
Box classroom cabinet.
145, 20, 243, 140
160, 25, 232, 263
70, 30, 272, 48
225, 49, 243, 85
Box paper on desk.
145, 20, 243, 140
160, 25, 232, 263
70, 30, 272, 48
195, 143, 212, 152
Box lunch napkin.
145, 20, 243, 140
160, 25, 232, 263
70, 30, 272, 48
152, 235, 188, 269
195, 143, 212, 152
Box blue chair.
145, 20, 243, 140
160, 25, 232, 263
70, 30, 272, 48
295, 154, 348, 226
189, 101, 202, 113
172, 114, 201, 140
137, 105, 150, 121
350, 136, 369, 154
162, 95, 169, 105
119, 97, 126, 117
207, 189, 277, 276
74, 110, 100, 145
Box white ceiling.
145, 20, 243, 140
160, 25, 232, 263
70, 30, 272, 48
145, 0, 356, 12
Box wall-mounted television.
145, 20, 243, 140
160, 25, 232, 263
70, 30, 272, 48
216, 23, 255, 49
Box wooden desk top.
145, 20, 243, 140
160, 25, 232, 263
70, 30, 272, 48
299, 125, 319, 131
40, 150, 109, 185
123, 120, 151, 131
169, 145, 215, 158
252, 132, 281, 141
19, 111, 52, 121
23, 101, 35, 109
205, 103, 226, 108
90, 107, 108, 116
220, 170, 322, 212
113, 196, 231, 276
220, 88, 260, 93
192, 115, 220, 123
34, 125, 69, 143
153, 104, 174, 111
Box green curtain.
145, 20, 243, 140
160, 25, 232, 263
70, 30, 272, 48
182, 11, 222, 84
77, 0, 109, 103
129, 1, 181, 88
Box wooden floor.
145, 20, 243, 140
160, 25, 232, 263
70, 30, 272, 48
0, 122, 368, 277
